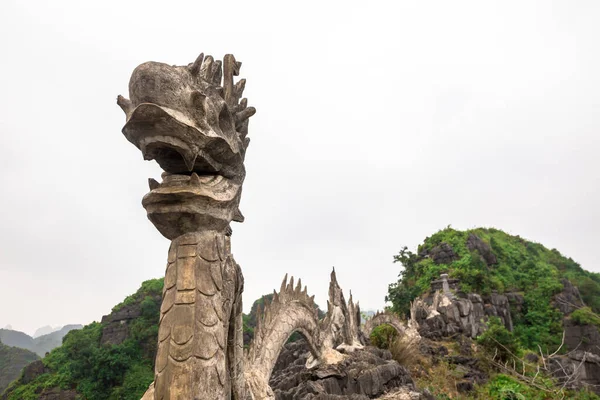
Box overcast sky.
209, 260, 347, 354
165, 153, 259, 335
1, 1, 598, 336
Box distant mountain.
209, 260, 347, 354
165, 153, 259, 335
32, 326, 58, 338
0, 330, 34, 354
0, 343, 39, 393
0, 325, 82, 357
33, 325, 83, 356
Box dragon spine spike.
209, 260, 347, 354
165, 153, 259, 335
288, 276, 295, 293
295, 279, 302, 294
189, 52, 205, 76
238, 98, 248, 111
256, 303, 263, 331
280, 274, 288, 293
233, 79, 246, 105
200, 56, 214, 81
236, 107, 256, 124
211, 60, 223, 86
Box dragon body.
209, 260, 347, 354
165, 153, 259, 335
118, 53, 417, 400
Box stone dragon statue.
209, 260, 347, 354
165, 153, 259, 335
117, 53, 415, 400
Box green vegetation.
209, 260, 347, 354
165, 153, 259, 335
386, 227, 600, 351
571, 306, 600, 329
3, 278, 162, 400
0, 343, 39, 394
470, 374, 600, 400
3, 281, 322, 399
369, 324, 398, 350
476, 317, 518, 362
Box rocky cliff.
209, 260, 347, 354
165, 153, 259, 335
411, 274, 518, 340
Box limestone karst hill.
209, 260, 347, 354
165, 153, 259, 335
386, 227, 600, 398
387, 227, 600, 348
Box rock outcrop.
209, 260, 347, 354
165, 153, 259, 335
549, 351, 600, 394
466, 233, 497, 266
269, 340, 420, 400
100, 301, 148, 346
411, 275, 518, 339
420, 242, 458, 265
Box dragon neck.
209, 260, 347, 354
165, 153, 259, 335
154, 230, 244, 399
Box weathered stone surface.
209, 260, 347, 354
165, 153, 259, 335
554, 279, 585, 315
466, 233, 497, 266
425, 242, 459, 265
118, 53, 255, 241
411, 275, 514, 339
119, 53, 253, 400
270, 340, 418, 400
563, 318, 600, 356
549, 351, 600, 394
101, 301, 149, 345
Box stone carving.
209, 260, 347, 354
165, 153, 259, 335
244, 275, 322, 399
118, 52, 254, 400
118, 53, 411, 400
321, 269, 364, 352
244, 270, 373, 399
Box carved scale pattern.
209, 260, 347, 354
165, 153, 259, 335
155, 231, 244, 399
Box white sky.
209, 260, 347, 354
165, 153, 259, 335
1, 0, 598, 336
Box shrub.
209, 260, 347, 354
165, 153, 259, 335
571, 307, 600, 328
477, 317, 518, 362
369, 324, 398, 350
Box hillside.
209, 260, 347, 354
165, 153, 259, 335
0, 344, 39, 394
387, 227, 600, 351
1, 279, 162, 400
2, 280, 312, 399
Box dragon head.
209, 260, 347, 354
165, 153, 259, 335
117, 53, 255, 239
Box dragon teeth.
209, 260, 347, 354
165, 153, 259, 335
148, 178, 160, 190
190, 172, 201, 186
